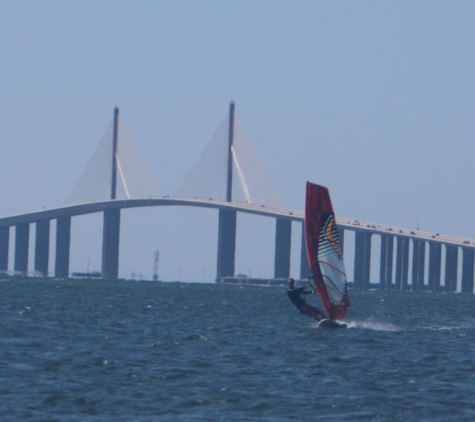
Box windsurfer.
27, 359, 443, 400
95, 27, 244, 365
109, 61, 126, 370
287, 278, 325, 321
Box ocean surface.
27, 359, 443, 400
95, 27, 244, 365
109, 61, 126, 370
0, 278, 474, 421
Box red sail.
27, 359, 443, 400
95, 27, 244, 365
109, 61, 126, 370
305, 182, 350, 320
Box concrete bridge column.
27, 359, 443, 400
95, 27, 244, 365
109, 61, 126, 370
354, 231, 371, 290
444, 245, 458, 292
461, 247, 474, 294
14, 223, 29, 274
428, 242, 442, 291
102, 208, 121, 279
379, 234, 394, 290
0, 226, 9, 272
395, 236, 409, 290
338, 227, 345, 255
299, 222, 312, 279
354, 232, 363, 288
216, 209, 236, 279
55, 216, 71, 278
35, 220, 50, 276
274, 218, 291, 279
412, 239, 426, 291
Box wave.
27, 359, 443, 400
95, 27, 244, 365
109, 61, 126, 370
346, 319, 401, 332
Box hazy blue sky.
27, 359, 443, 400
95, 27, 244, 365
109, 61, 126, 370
1, 1, 474, 281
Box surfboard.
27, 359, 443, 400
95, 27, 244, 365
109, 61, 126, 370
318, 318, 347, 329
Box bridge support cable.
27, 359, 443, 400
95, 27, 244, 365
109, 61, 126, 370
116, 158, 131, 199
14, 223, 29, 275
231, 116, 284, 208
232, 146, 253, 204
461, 247, 474, 293
444, 245, 458, 292
428, 242, 442, 291
176, 115, 229, 201
102, 209, 121, 279
176, 102, 284, 208
67, 108, 161, 205
35, 220, 50, 276
274, 218, 291, 279
216, 209, 236, 279
55, 216, 71, 278
379, 234, 394, 290
0, 226, 9, 272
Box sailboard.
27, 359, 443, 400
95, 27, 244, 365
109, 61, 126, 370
304, 181, 350, 323
318, 318, 347, 329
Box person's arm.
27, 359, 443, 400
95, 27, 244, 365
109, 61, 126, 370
296, 286, 314, 295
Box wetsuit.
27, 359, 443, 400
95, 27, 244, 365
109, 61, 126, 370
287, 286, 324, 321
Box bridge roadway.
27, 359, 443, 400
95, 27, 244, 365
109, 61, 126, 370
0, 196, 473, 247
0, 197, 474, 292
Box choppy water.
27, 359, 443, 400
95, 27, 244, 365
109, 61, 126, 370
0, 278, 474, 421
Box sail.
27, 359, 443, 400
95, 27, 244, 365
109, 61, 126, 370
305, 182, 350, 320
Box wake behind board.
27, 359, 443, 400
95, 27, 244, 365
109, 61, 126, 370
318, 319, 347, 329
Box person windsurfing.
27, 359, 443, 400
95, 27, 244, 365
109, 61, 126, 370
287, 277, 325, 321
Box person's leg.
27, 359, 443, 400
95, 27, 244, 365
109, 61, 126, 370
298, 304, 323, 321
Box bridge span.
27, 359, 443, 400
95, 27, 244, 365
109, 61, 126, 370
1, 104, 474, 293
0, 196, 474, 293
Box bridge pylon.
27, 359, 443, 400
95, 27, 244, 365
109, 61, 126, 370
102, 107, 121, 279
217, 102, 237, 279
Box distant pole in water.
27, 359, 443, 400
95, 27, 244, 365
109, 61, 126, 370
153, 250, 159, 281
111, 107, 119, 200
226, 101, 235, 202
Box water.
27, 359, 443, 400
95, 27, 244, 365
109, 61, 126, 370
1, 278, 474, 421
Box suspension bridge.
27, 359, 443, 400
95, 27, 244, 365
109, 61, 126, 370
0, 104, 474, 293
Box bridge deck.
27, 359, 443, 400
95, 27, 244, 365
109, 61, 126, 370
0, 197, 473, 249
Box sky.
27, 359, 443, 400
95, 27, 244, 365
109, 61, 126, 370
0, 1, 474, 281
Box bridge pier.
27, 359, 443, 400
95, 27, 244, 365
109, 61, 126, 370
14, 223, 29, 274
379, 234, 394, 290
274, 218, 291, 279
444, 245, 458, 292
338, 226, 345, 254
412, 239, 426, 291
354, 231, 371, 289
428, 242, 442, 291
0, 196, 473, 292
35, 220, 50, 276
0, 226, 9, 272
216, 209, 236, 278
395, 236, 410, 290
299, 222, 311, 279
461, 247, 474, 293
55, 216, 71, 278
102, 209, 121, 279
